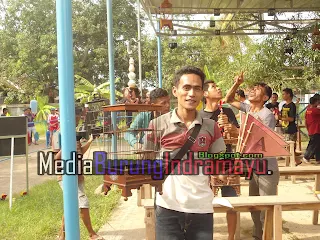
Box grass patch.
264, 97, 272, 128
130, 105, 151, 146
0, 176, 121, 240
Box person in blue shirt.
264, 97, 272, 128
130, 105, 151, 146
22, 107, 38, 145
124, 88, 170, 149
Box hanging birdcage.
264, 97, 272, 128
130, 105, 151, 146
79, 99, 108, 139
159, 0, 173, 31
311, 24, 320, 50
283, 34, 293, 55
313, 55, 320, 75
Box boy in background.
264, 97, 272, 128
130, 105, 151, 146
279, 88, 302, 165
55, 133, 104, 240
303, 95, 320, 164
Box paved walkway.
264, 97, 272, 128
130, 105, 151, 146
98, 190, 146, 240
98, 168, 320, 240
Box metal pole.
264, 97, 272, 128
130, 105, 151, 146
56, 0, 80, 239
106, 0, 117, 154
9, 137, 14, 210
137, 0, 142, 92
157, 21, 163, 88
25, 117, 29, 193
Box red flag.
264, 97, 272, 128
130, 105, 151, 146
247, 113, 287, 147
242, 123, 290, 157
239, 113, 288, 152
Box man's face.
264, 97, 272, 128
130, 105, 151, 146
271, 94, 278, 103
146, 93, 150, 103
172, 74, 203, 111
248, 85, 268, 103
282, 91, 290, 101
3, 110, 8, 114
154, 96, 170, 113
204, 83, 222, 101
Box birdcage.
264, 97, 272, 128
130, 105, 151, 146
283, 34, 294, 55
159, 0, 173, 31
101, 103, 164, 200
76, 98, 109, 140
312, 24, 320, 50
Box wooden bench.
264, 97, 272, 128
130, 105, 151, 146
143, 195, 320, 240
279, 166, 320, 225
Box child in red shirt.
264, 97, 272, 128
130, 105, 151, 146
303, 95, 320, 164
47, 108, 60, 146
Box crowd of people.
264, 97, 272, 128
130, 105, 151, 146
1, 66, 319, 240
120, 66, 319, 240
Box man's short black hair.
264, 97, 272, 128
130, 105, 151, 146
254, 82, 272, 102
313, 93, 320, 100
236, 89, 245, 98
149, 88, 169, 103
3, 108, 8, 112
203, 80, 214, 91
272, 93, 278, 97
310, 97, 316, 105
283, 88, 293, 98
173, 66, 206, 88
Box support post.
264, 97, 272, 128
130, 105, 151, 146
312, 174, 320, 225
157, 21, 162, 88
25, 118, 29, 193
56, 0, 80, 238
235, 212, 241, 240
9, 137, 14, 210
137, 0, 142, 92
263, 209, 274, 240
106, 0, 118, 155
273, 205, 282, 240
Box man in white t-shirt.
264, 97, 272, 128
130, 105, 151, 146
144, 66, 226, 239
225, 74, 279, 240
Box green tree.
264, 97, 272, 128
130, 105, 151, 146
74, 75, 122, 104
0, 0, 140, 103
35, 96, 55, 122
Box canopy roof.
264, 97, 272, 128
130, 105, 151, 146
140, 0, 320, 36
141, 0, 320, 14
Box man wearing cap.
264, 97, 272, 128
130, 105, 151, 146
22, 107, 38, 145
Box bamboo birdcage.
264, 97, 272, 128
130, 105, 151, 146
101, 103, 165, 200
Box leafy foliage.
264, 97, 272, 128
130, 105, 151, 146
0, 2, 318, 104
35, 95, 55, 121
74, 75, 122, 104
